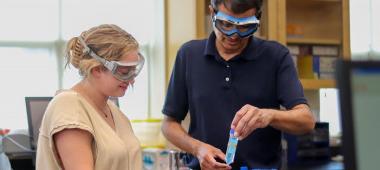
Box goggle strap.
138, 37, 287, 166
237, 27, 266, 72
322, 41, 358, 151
77, 36, 115, 71
77, 36, 90, 54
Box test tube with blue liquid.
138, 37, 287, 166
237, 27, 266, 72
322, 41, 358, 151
226, 129, 238, 165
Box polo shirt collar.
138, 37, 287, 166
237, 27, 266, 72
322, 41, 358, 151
204, 32, 261, 61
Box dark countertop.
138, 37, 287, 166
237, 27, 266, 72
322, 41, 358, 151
288, 161, 343, 170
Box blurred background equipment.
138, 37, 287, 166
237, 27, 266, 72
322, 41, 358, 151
336, 59, 380, 170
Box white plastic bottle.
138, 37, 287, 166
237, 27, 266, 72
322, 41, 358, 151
226, 129, 238, 165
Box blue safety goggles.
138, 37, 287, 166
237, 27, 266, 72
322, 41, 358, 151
212, 11, 260, 38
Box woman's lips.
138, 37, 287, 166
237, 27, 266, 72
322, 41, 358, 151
119, 84, 128, 90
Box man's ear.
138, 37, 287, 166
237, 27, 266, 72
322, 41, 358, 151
256, 10, 262, 20
209, 5, 214, 15
209, 5, 216, 22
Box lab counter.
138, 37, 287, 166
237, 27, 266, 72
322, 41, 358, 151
288, 160, 343, 170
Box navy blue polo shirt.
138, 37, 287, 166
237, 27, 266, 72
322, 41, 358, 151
162, 32, 307, 169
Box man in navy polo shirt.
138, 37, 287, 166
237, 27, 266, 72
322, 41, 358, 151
161, 0, 315, 169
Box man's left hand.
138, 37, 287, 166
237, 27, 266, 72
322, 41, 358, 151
230, 104, 274, 140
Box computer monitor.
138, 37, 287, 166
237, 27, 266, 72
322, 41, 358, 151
25, 97, 52, 150
336, 60, 380, 170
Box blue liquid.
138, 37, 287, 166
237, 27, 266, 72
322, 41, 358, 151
226, 129, 238, 165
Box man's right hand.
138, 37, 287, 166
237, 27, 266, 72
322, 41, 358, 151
161, 116, 231, 170
194, 142, 231, 170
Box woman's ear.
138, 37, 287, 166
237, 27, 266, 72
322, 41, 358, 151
90, 66, 104, 78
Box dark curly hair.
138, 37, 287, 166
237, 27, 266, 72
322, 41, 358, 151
211, 0, 263, 17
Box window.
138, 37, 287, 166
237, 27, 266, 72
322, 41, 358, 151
0, 0, 165, 130
350, 0, 380, 59
0, 47, 58, 130
0, 0, 59, 42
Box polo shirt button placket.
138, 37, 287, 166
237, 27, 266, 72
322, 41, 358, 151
225, 64, 232, 89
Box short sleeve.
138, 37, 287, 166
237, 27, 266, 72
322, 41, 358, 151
36, 92, 95, 168
162, 45, 189, 121
44, 92, 95, 138
276, 48, 308, 109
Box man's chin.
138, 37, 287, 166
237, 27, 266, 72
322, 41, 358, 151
223, 43, 241, 51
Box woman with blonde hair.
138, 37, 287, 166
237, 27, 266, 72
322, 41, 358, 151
36, 24, 144, 170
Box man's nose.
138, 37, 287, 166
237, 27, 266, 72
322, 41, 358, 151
229, 33, 240, 40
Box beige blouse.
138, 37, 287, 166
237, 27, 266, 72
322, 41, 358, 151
36, 91, 142, 170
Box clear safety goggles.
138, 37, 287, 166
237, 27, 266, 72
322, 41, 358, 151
213, 11, 260, 38
77, 37, 144, 82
